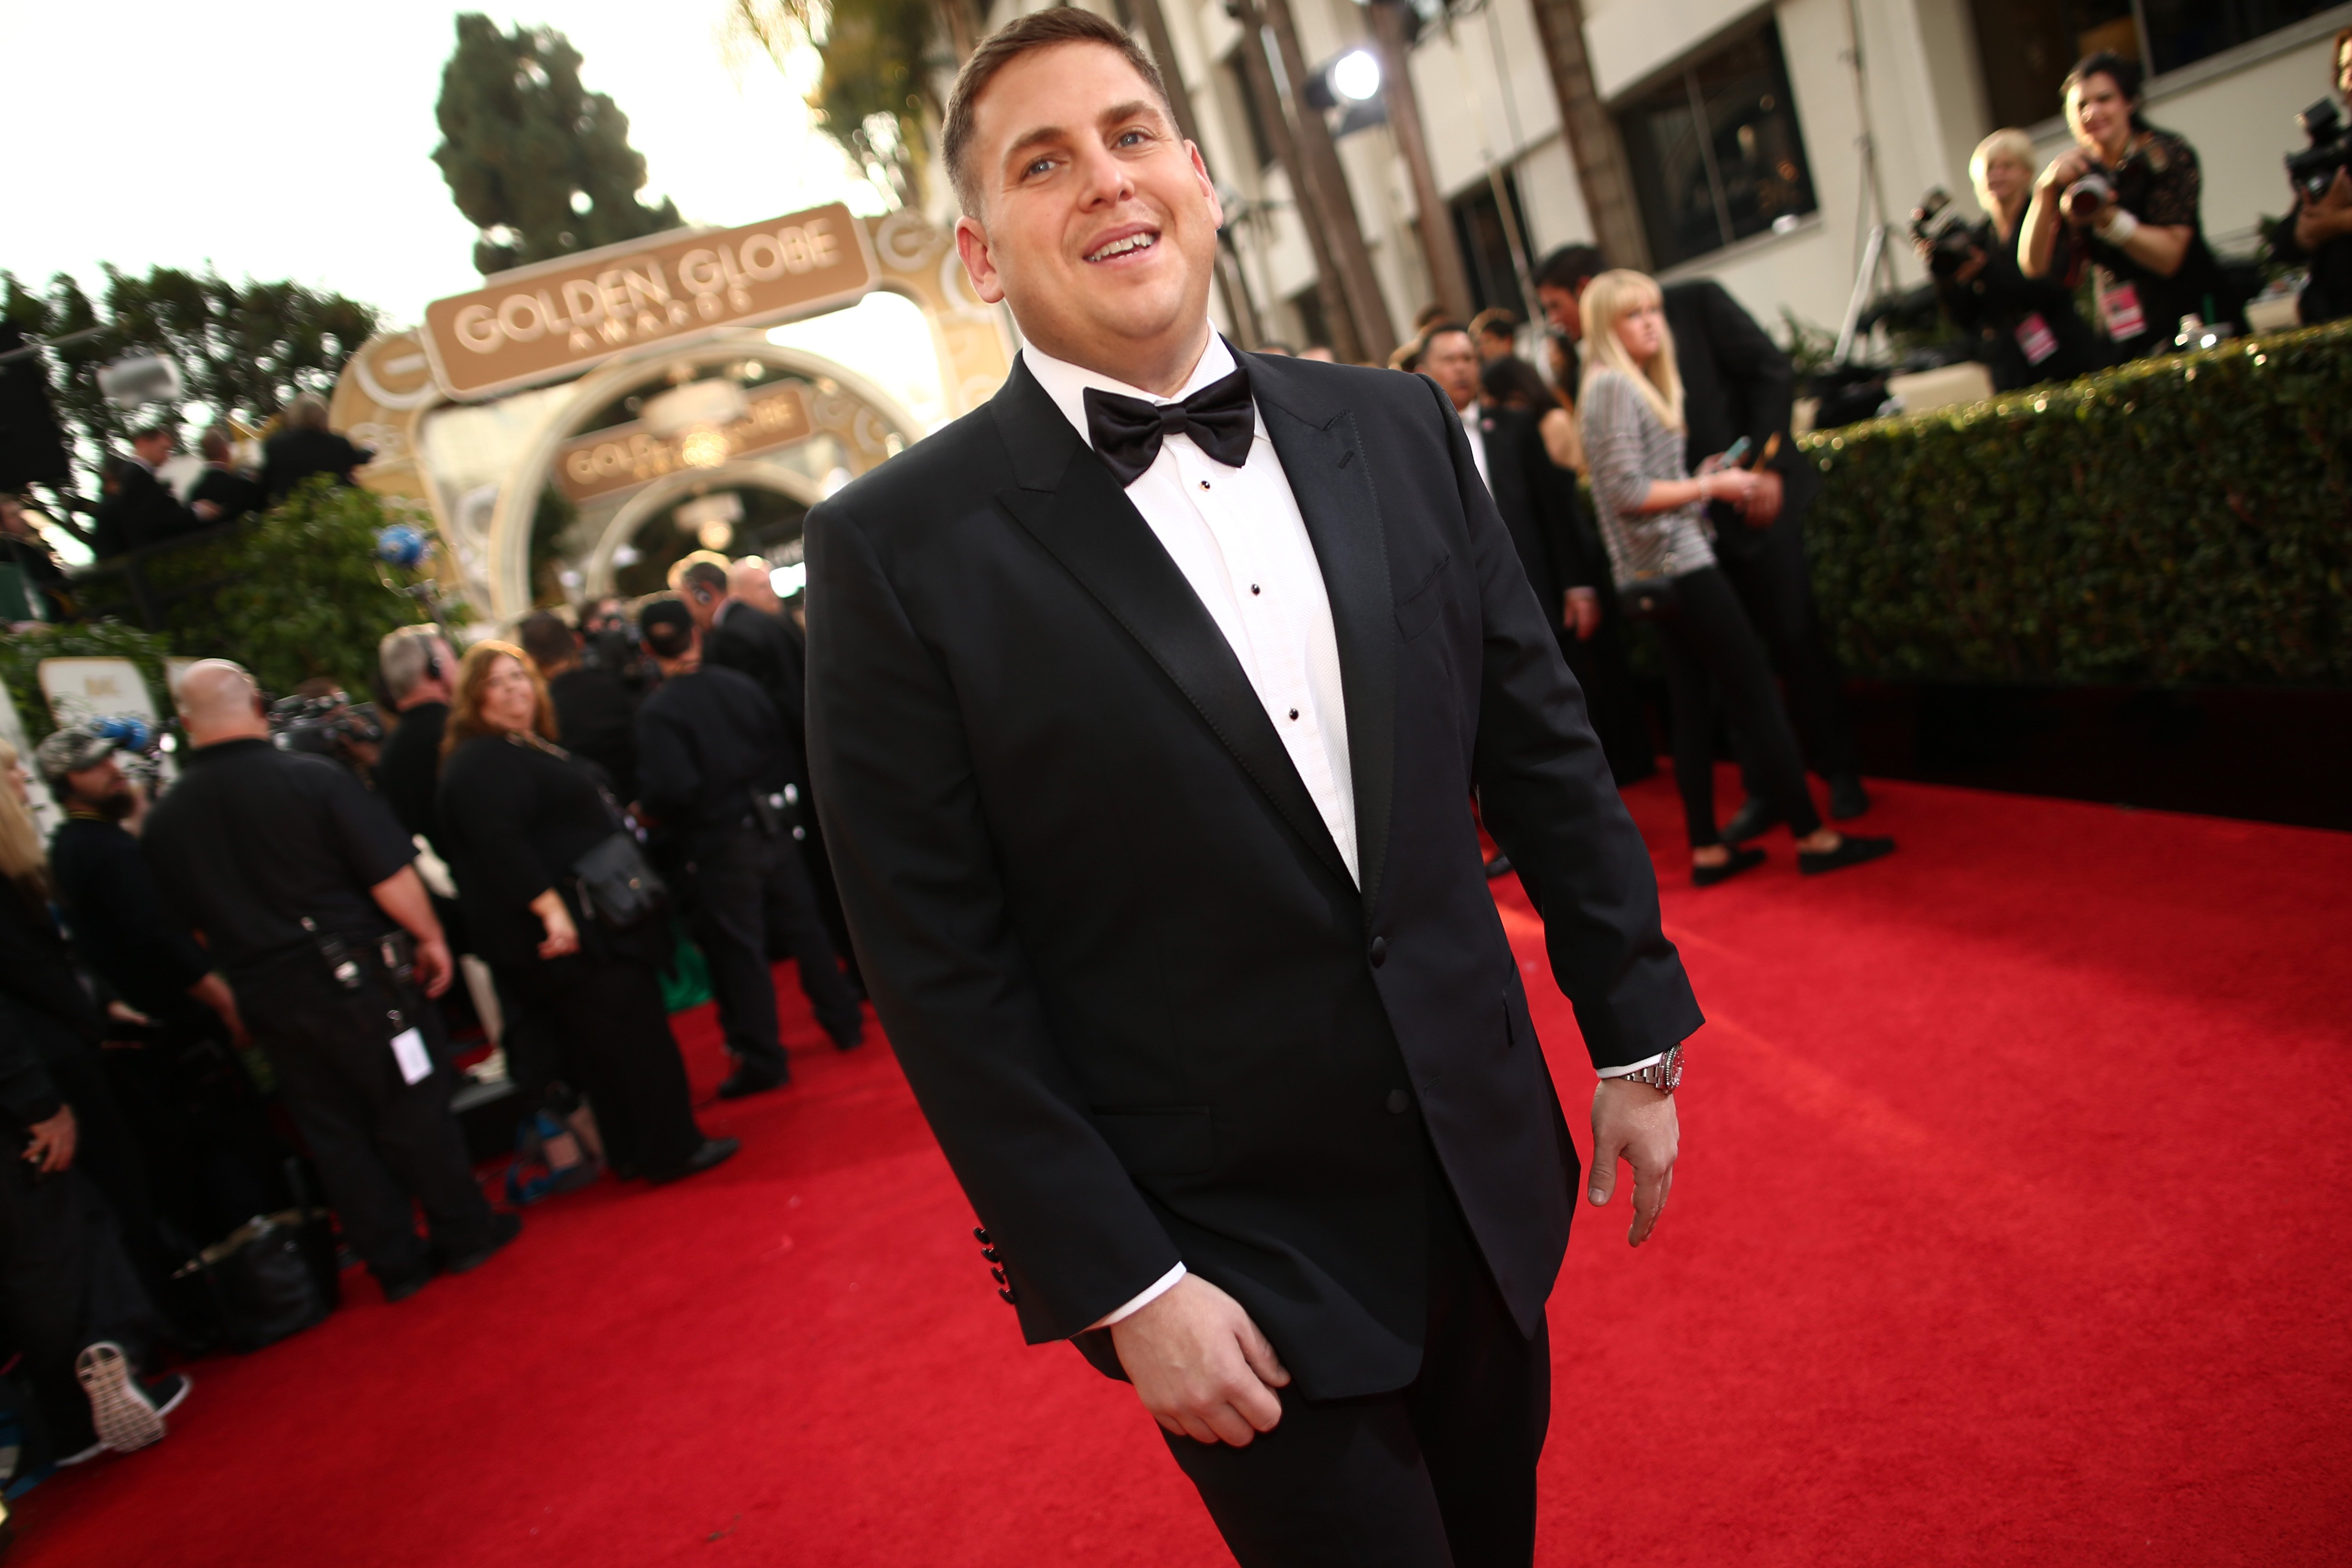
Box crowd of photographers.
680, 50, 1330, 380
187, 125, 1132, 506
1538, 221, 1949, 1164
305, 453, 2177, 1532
0, 552, 858, 1489
1913, 35, 2352, 396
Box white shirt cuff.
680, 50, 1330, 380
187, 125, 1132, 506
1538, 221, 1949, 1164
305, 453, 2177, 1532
1594, 1053, 1664, 1079
1086, 1263, 1186, 1330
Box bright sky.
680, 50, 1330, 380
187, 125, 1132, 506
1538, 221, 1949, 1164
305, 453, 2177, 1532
9, 0, 931, 395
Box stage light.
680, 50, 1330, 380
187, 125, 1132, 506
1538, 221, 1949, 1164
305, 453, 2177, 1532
1331, 49, 1381, 102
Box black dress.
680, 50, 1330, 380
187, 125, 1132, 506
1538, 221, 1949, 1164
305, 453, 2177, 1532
2081, 128, 2242, 357
436, 731, 707, 1179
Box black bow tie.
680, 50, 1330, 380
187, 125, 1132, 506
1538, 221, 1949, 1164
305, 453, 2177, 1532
1082, 363, 1255, 487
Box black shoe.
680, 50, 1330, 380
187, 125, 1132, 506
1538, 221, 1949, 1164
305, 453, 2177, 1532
378, 1264, 436, 1304
1691, 846, 1766, 887
650, 1137, 740, 1186
444, 1211, 522, 1276
828, 1018, 867, 1052
1829, 774, 1871, 820
1720, 796, 1780, 844
1483, 854, 1513, 880
1798, 834, 1896, 876
717, 1067, 788, 1100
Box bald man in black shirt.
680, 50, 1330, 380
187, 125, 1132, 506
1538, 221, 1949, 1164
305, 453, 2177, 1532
142, 660, 514, 1301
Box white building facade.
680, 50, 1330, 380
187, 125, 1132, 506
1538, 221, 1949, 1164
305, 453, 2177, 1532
983, 0, 2347, 354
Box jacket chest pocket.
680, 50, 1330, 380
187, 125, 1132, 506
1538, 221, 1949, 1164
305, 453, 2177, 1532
1094, 1107, 1216, 1177
1393, 551, 1451, 642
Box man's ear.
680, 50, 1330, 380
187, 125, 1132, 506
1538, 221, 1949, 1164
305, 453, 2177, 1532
956, 214, 1006, 306
1189, 141, 1224, 232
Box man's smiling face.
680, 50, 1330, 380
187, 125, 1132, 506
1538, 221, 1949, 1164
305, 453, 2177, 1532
954, 41, 1223, 389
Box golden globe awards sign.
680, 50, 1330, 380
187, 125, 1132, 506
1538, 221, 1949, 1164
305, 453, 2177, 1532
420, 203, 878, 401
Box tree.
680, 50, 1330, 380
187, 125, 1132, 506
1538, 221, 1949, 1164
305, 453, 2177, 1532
724, 0, 975, 211
433, 15, 683, 276
1, 266, 380, 505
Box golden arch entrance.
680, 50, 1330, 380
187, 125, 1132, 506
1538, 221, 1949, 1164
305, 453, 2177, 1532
330, 209, 1011, 622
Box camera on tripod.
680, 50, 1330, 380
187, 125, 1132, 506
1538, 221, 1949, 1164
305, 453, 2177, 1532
1910, 188, 1979, 277
2288, 98, 2352, 201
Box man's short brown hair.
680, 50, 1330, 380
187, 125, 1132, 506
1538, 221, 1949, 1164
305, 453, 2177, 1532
941, 9, 1174, 218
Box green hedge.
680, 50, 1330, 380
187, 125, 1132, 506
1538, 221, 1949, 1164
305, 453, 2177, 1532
1803, 319, 2352, 686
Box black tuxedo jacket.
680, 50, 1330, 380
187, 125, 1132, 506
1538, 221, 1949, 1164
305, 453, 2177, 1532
805, 352, 1700, 1399
91, 463, 200, 559
1662, 279, 1817, 560
1477, 404, 1601, 627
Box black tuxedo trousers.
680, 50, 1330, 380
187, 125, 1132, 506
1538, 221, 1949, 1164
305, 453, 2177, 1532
805, 352, 1699, 1402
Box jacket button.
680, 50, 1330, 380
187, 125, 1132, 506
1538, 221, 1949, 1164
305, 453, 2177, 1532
1386, 1089, 1411, 1115
999, 1287, 1019, 1305
973, 1227, 990, 1245
1369, 936, 1388, 967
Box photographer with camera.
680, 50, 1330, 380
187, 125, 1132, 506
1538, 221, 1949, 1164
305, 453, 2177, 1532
2269, 28, 2352, 325
2022, 51, 2240, 358
1919, 130, 2107, 390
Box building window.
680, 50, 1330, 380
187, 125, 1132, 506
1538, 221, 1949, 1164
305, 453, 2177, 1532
1970, 0, 2335, 127
1615, 21, 1817, 271
1449, 173, 1534, 317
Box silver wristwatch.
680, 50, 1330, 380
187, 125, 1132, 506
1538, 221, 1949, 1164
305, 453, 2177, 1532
1614, 1043, 1684, 1095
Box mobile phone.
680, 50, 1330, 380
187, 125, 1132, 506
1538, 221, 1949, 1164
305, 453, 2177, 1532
1721, 436, 1753, 469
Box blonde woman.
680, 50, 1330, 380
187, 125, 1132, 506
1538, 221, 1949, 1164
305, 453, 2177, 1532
1579, 270, 1894, 883
1919, 128, 2102, 389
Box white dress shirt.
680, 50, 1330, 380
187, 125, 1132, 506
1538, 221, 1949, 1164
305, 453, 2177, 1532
1024, 333, 1649, 1327
1458, 400, 1490, 490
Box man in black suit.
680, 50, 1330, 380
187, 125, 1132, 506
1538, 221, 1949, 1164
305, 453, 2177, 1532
633, 600, 862, 1097
671, 551, 859, 987
1536, 246, 1869, 830
805, 13, 1698, 1563
518, 611, 639, 803
90, 428, 201, 559
260, 395, 371, 504
187, 428, 265, 529
1421, 322, 1654, 790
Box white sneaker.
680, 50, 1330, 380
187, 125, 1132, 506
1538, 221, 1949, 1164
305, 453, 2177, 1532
73, 1343, 176, 1455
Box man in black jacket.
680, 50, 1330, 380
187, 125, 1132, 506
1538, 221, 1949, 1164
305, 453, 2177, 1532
260, 395, 371, 504
187, 427, 266, 529
1421, 322, 1653, 789
671, 552, 860, 986
90, 428, 202, 560
142, 661, 513, 1303
806, 15, 1697, 1563
518, 611, 638, 803
1537, 246, 1869, 832
634, 600, 863, 1098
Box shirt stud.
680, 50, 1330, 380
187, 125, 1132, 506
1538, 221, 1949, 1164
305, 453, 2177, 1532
1199, 479, 1211, 490
1250, 584, 1261, 595
1288, 708, 1299, 720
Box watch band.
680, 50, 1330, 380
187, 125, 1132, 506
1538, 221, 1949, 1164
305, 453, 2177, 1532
1618, 1043, 1684, 1094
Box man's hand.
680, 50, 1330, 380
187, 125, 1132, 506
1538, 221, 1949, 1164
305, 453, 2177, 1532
1741, 467, 1784, 528
1563, 588, 1601, 641
23, 1104, 77, 1174
412, 932, 455, 997
530, 889, 580, 961
1589, 1076, 1680, 1246
1109, 1272, 1290, 1446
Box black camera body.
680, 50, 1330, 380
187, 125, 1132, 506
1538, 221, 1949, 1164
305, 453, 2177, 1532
1911, 187, 1980, 277
2288, 98, 2352, 201
270, 693, 384, 763
2061, 172, 2115, 224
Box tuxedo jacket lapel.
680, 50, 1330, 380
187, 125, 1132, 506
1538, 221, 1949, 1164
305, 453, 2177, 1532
988, 361, 1354, 888
1250, 355, 1397, 921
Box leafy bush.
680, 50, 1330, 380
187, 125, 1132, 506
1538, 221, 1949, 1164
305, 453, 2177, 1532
0, 621, 177, 746
152, 480, 437, 696
1803, 320, 2352, 685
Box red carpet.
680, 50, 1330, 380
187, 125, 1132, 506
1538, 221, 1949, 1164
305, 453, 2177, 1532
17, 774, 2351, 1565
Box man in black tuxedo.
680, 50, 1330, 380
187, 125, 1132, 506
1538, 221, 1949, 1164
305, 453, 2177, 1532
805, 13, 1699, 1564
260, 395, 371, 504
1536, 247, 1869, 830
1421, 322, 1654, 790
90, 428, 201, 559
